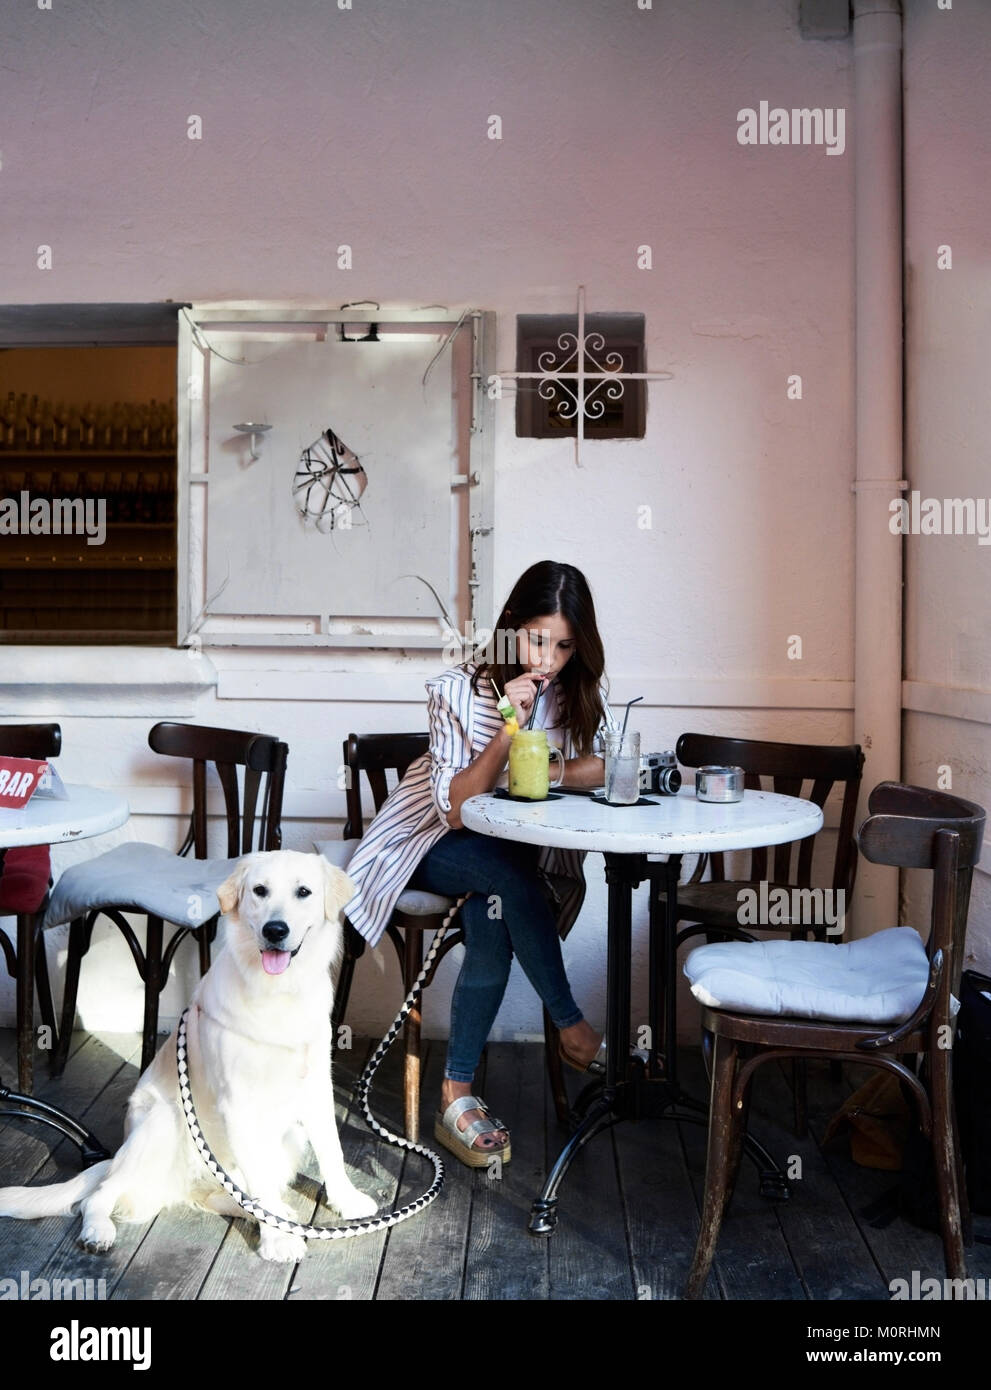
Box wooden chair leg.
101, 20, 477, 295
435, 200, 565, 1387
701, 1025, 714, 1082
15, 910, 36, 1094
685, 1033, 742, 1299
33, 922, 57, 1038
196, 915, 215, 976
954, 1098, 973, 1248
792, 1058, 808, 1139
542, 1007, 570, 1125
930, 1046, 967, 1280
141, 915, 164, 1075
724, 1054, 755, 1215
332, 924, 364, 1041
403, 928, 423, 1143
52, 915, 87, 1077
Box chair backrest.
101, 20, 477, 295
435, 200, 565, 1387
148, 722, 288, 858
676, 732, 864, 894
342, 733, 429, 839
0, 723, 61, 761
857, 782, 986, 1003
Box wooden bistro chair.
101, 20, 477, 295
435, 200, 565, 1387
45, 722, 287, 1077
327, 732, 572, 1143
682, 782, 986, 1299
0, 723, 61, 1093
665, 732, 864, 1135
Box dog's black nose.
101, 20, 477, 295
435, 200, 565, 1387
262, 920, 290, 944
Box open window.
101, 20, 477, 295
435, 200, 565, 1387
179, 308, 495, 652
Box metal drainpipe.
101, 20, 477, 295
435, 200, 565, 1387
852, 0, 904, 936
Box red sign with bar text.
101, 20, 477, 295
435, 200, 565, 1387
0, 757, 49, 809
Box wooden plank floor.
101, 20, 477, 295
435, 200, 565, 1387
2, 1027, 990, 1301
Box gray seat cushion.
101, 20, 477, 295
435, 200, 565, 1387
44, 843, 243, 930
394, 888, 456, 916
313, 839, 454, 918
683, 926, 930, 1024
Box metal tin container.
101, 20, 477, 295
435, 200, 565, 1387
695, 765, 745, 803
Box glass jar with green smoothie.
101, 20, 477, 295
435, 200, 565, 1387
508, 729, 565, 800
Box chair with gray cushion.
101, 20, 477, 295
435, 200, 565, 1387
682, 782, 986, 1298
45, 722, 287, 1076
324, 733, 464, 1144
326, 732, 572, 1143
667, 732, 864, 1136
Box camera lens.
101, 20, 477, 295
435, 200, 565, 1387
659, 767, 682, 795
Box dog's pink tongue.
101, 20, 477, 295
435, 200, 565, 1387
262, 949, 291, 976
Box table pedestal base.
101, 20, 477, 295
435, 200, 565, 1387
529, 851, 790, 1236
0, 1076, 110, 1168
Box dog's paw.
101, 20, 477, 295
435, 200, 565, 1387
326, 1185, 378, 1221
258, 1228, 307, 1265
78, 1218, 116, 1253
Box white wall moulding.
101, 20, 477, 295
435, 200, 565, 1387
0, 647, 216, 716
216, 669, 854, 708
902, 682, 991, 728
123, 787, 341, 824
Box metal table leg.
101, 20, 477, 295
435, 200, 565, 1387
0, 1076, 110, 1167
529, 852, 643, 1236
528, 850, 790, 1234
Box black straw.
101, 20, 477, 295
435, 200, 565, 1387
526, 677, 545, 730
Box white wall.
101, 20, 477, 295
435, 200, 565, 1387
901, 0, 991, 974
1, 0, 869, 1044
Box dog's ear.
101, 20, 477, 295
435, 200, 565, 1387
321, 857, 355, 922
217, 860, 251, 918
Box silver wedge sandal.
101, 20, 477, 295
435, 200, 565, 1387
434, 1095, 512, 1168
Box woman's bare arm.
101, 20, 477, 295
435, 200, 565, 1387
445, 729, 513, 829
559, 755, 605, 789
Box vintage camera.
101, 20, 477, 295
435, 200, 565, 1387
640, 750, 682, 796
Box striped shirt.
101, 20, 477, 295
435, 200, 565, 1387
343, 663, 617, 947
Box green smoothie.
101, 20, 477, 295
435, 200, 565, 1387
509, 730, 550, 799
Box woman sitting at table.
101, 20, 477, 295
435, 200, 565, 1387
344, 559, 616, 1168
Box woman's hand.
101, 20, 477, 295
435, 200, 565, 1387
503, 671, 549, 725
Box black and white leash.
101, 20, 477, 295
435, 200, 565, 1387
176, 893, 470, 1241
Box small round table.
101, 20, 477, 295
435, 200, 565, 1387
0, 785, 130, 1164
460, 786, 824, 1234
0, 784, 129, 848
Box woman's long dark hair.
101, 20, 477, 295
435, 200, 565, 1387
469, 561, 607, 757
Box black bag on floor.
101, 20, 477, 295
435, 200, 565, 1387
954, 968, 991, 1214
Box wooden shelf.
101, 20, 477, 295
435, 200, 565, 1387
0, 450, 176, 461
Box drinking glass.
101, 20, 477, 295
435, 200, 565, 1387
604, 730, 641, 804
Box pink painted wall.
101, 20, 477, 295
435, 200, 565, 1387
3, 0, 984, 1038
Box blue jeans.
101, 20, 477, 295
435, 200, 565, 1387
409, 830, 584, 1083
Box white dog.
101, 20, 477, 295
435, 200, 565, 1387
0, 850, 377, 1264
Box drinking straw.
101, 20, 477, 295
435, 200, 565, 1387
526, 676, 546, 730
620, 695, 643, 741
606, 695, 644, 801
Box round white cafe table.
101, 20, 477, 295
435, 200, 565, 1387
0, 784, 130, 1164
0, 784, 129, 849
460, 786, 823, 856
460, 786, 824, 1234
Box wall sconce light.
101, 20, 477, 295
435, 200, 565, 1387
338, 300, 380, 343
338, 322, 379, 343
233, 421, 272, 461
